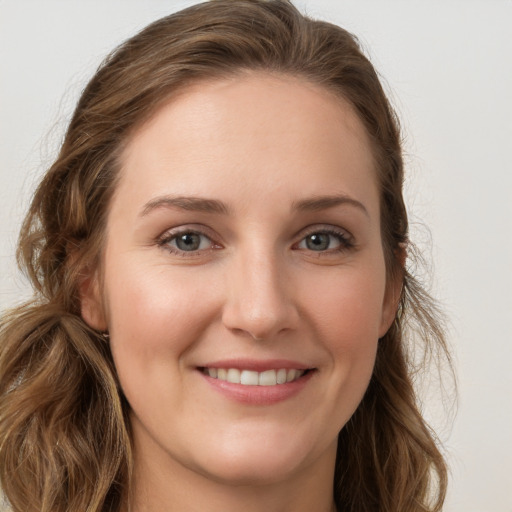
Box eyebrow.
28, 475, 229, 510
141, 195, 229, 216
140, 193, 368, 218
292, 195, 369, 217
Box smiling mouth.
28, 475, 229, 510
200, 367, 312, 386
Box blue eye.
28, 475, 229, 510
298, 230, 351, 252
163, 231, 213, 252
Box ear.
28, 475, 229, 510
378, 245, 406, 338
79, 269, 108, 332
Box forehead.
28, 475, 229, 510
115, 72, 378, 218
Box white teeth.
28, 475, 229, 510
286, 369, 297, 383
204, 367, 306, 386
226, 368, 241, 384
259, 369, 277, 386
276, 368, 287, 384
240, 370, 259, 385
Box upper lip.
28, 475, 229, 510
197, 359, 314, 372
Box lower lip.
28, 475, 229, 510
199, 370, 315, 405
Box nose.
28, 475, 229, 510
221, 247, 299, 341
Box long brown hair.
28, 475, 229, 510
0, 1, 451, 510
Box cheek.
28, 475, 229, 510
103, 261, 218, 389
305, 260, 386, 347
302, 260, 385, 416
323, 287, 380, 376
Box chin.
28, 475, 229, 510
197, 453, 306, 487
188, 427, 334, 487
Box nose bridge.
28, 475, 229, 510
222, 239, 297, 340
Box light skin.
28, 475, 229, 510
82, 72, 400, 512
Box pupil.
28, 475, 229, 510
176, 233, 200, 251
306, 233, 329, 251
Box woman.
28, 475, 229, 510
0, 1, 450, 511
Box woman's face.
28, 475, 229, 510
83, 72, 397, 486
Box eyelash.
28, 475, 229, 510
157, 226, 355, 256
157, 228, 219, 257
294, 227, 354, 253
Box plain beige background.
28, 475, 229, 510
1, 1, 511, 510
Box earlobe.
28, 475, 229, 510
80, 270, 107, 332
